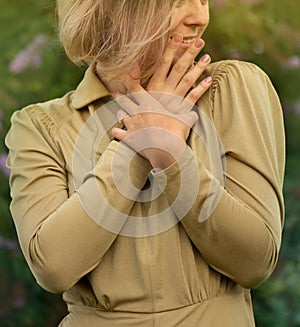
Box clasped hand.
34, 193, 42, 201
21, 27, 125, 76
112, 34, 212, 170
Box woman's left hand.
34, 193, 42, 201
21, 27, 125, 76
112, 35, 212, 170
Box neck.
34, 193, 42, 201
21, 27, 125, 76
95, 62, 127, 95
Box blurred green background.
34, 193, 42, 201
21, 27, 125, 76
0, 0, 299, 326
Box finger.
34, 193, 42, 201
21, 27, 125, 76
111, 127, 128, 141
130, 91, 169, 115
120, 72, 144, 94
148, 91, 184, 115
174, 54, 211, 97
113, 93, 139, 116
148, 34, 183, 86
178, 111, 199, 128
184, 76, 213, 105
166, 38, 205, 90
116, 109, 129, 123
112, 91, 125, 99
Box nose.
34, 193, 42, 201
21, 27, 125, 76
183, 0, 209, 27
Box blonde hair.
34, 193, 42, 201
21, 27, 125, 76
57, 0, 180, 84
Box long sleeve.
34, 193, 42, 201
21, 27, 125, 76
5, 106, 151, 293
150, 60, 285, 289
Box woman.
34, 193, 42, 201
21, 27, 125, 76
6, 0, 285, 326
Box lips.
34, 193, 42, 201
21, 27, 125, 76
179, 35, 199, 48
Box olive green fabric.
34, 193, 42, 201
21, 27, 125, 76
5, 60, 285, 326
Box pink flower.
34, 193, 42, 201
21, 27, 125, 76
9, 34, 49, 74
0, 235, 19, 252
284, 56, 300, 69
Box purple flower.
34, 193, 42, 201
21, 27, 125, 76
284, 56, 300, 69
0, 153, 10, 179
228, 48, 243, 60
9, 34, 49, 74
0, 235, 19, 252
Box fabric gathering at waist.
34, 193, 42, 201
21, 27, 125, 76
60, 289, 254, 327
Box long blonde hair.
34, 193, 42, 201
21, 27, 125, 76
57, 0, 181, 84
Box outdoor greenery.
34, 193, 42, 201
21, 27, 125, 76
0, 0, 299, 326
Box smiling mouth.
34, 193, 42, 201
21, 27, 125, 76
182, 38, 195, 44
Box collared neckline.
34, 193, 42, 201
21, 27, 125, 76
71, 64, 111, 110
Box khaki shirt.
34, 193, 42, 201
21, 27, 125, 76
6, 60, 285, 326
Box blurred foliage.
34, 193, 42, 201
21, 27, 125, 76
0, 0, 82, 325
0, 0, 299, 326
206, 0, 300, 104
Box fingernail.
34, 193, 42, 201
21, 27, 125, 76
204, 76, 212, 84
194, 39, 204, 48
201, 54, 211, 63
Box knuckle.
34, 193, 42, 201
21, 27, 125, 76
174, 62, 187, 74
159, 56, 170, 68
187, 93, 199, 103
181, 74, 194, 86
188, 87, 204, 102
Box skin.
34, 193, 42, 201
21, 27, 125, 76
108, 0, 211, 170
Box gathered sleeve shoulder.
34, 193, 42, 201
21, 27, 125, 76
211, 60, 285, 226
151, 60, 285, 288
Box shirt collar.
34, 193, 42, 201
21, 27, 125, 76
71, 64, 111, 110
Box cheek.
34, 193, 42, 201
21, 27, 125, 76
169, 9, 182, 32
